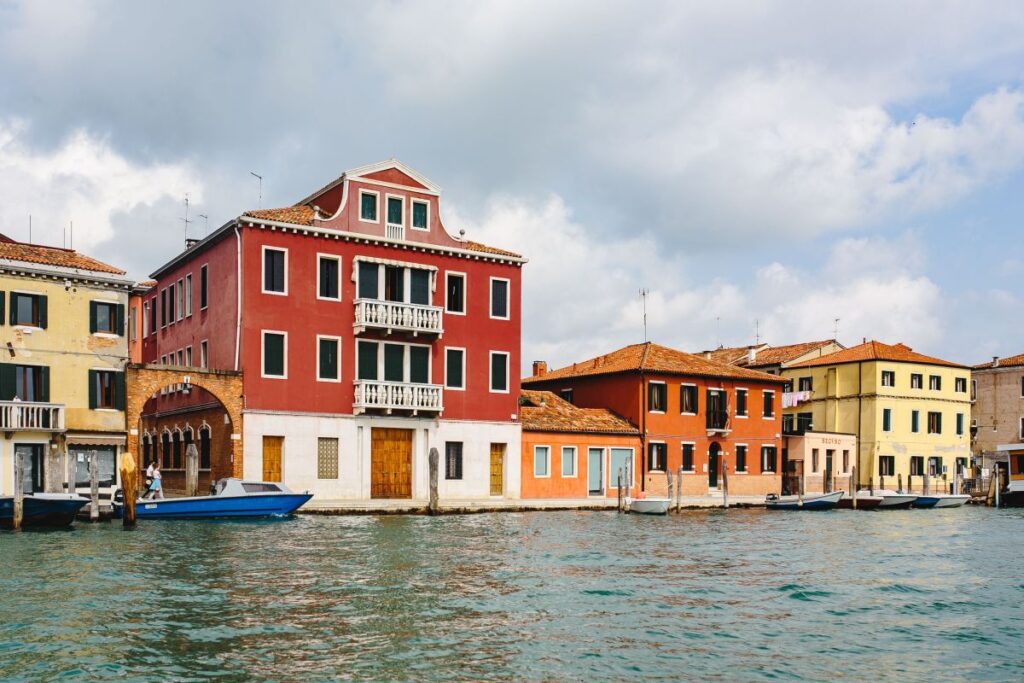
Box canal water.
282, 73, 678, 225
1, 507, 1021, 681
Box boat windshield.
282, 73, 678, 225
241, 483, 282, 493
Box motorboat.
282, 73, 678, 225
1000, 480, 1024, 508
627, 497, 670, 515
912, 494, 970, 509
765, 490, 843, 510
0, 493, 89, 529
113, 478, 312, 520
837, 491, 882, 509
836, 489, 916, 509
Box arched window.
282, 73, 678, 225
161, 432, 171, 469
142, 435, 151, 465
184, 426, 194, 463
172, 430, 183, 469
199, 426, 212, 470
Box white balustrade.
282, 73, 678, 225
353, 380, 443, 414
353, 299, 443, 336
0, 401, 65, 432
386, 223, 405, 240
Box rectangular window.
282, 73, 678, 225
911, 410, 920, 433
534, 445, 550, 477
762, 391, 775, 418
90, 370, 122, 410
680, 384, 698, 414
386, 196, 403, 225
200, 341, 208, 369
929, 375, 941, 391
955, 377, 967, 393
358, 262, 379, 300
262, 331, 286, 378
446, 272, 465, 314
490, 351, 509, 393
647, 442, 667, 471
811, 449, 819, 473
185, 274, 193, 316
735, 445, 747, 472
879, 455, 895, 476
91, 301, 119, 335
928, 457, 943, 476
360, 190, 379, 222
150, 297, 158, 333
490, 278, 510, 319
445, 442, 464, 480
410, 269, 431, 306
761, 446, 777, 472
881, 370, 895, 387
176, 279, 184, 320
559, 388, 574, 404
1020, 417, 1024, 440
956, 412, 964, 436
649, 382, 667, 412
318, 336, 340, 382
735, 389, 747, 417
357, 341, 379, 380
160, 289, 167, 327
317, 438, 339, 479
10, 292, 46, 328
955, 457, 968, 475
411, 199, 429, 230
796, 412, 813, 431
384, 343, 404, 382
682, 443, 694, 471
384, 266, 404, 302
200, 264, 208, 309
798, 377, 813, 392
167, 283, 176, 322
318, 255, 341, 300
842, 450, 849, 472
409, 346, 429, 384
9, 364, 48, 402
129, 306, 137, 341
445, 348, 465, 390
609, 448, 633, 490
910, 456, 924, 476
561, 446, 577, 477
186, 346, 193, 367
263, 247, 287, 294
882, 408, 892, 432
927, 411, 942, 434
911, 373, 923, 389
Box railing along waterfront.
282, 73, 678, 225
353, 299, 443, 336
353, 380, 443, 414
0, 401, 65, 432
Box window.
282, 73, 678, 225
185, 274, 193, 316
910, 456, 924, 476
762, 391, 775, 418
955, 377, 966, 393
796, 412, 813, 431
200, 264, 208, 309
263, 247, 287, 294
150, 297, 158, 333
89, 370, 123, 410
735, 445, 747, 472
735, 389, 747, 417
160, 289, 167, 327
318, 255, 341, 301
3, 364, 49, 402
811, 448, 819, 473
357, 262, 379, 300
881, 370, 895, 387
929, 375, 941, 391
928, 456, 942, 476
1020, 417, 1024, 440
882, 408, 892, 432
446, 272, 466, 314
490, 278, 510, 319
384, 266, 404, 303
879, 455, 895, 476
176, 279, 184, 321
177, 349, 184, 367
682, 443, 694, 471
90, 301, 121, 335
129, 306, 137, 341
411, 199, 429, 230
317, 336, 340, 382
359, 190, 379, 222
200, 341, 208, 369
490, 351, 509, 393
798, 377, 813, 392
559, 388, 574, 404
358, 341, 431, 384
561, 446, 577, 477
534, 445, 550, 477
911, 373, 923, 389
648, 442, 667, 471
972, 379, 978, 401
445, 442, 463, 480
199, 428, 211, 470
357, 341, 378, 380
1021, 376, 1024, 399
955, 457, 968, 475
609, 448, 633, 490
649, 382, 667, 412
680, 384, 698, 414
911, 410, 920, 433
842, 450, 849, 473
927, 411, 942, 434
262, 331, 287, 378
10, 292, 46, 328
168, 283, 176, 322
386, 195, 404, 225
445, 348, 465, 390
761, 446, 777, 472
956, 412, 964, 436
172, 431, 182, 469
186, 346, 193, 367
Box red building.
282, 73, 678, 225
523, 342, 786, 497
139, 160, 525, 501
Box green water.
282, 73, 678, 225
1, 507, 1022, 681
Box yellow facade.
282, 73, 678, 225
0, 265, 131, 496
782, 360, 972, 491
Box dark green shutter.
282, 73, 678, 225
38, 296, 47, 329
0, 364, 15, 400
410, 346, 429, 383
319, 338, 337, 379
115, 304, 125, 336
114, 372, 125, 410
89, 301, 98, 333
358, 262, 379, 299
263, 333, 284, 376
88, 370, 98, 409
357, 341, 378, 380
39, 366, 50, 403
0, 291, 5, 325
9, 294, 16, 325
384, 344, 404, 382
410, 270, 430, 305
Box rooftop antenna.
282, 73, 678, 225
69, 220, 73, 250
198, 213, 209, 235
716, 316, 721, 348
180, 194, 192, 239
755, 319, 760, 345
250, 171, 263, 208
639, 288, 649, 342
833, 318, 840, 340
28, 214, 32, 244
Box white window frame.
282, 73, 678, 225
647, 440, 667, 472
648, 380, 667, 414
444, 346, 466, 391
762, 390, 776, 419
735, 387, 748, 418
385, 194, 405, 227
533, 445, 551, 479
177, 278, 185, 321
261, 329, 288, 379
734, 443, 748, 473
186, 345, 193, 368
445, 271, 467, 316
561, 446, 577, 478
185, 273, 193, 317
680, 382, 698, 416
316, 335, 342, 383
410, 198, 430, 231
489, 277, 511, 320
358, 189, 380, 223
681, 442, 696, 472
316, 253, 343, 302
200, 340, 208, 369
489, 351, 510, 394
200, 264, 209, 310
261, 245, 289, 296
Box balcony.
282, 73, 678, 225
353, 380, 443, 415
353, 299, 444, 337
706, 410, 730, 434
386, 223, 405, 241
0, 401, 65, 433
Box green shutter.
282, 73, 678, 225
38, 295, 47, 329
357, 341, 378, 380
0, 291, 4, 325
39, 366, 50, 403
384, 344, 404, 382
319, 338, 337, 379
358, 262, 379, 299
89, 301, 98, 333
0, 364, 15, 400
88, 370, 98, 409
116, 304, 125, 336
9, 294, 16, 325
410, 270, 430, 305
263, 333, 285, 376
114, 372, 125, 411
409, 346, 429, 384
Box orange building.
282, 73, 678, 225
523, 342, 787, 498
520, 390, 640, 498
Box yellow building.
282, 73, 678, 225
781, 341, 971, 492
0, 235, 132, 498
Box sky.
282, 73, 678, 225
0, 0, 1022, 372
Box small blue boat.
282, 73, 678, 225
912, 494, 969, 509
113, 478, 312, 520
0, 493, 90, 529
765, 490, 844, 510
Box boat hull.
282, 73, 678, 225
628, 498, 670, 515
114, 493, 313, 519
0, 494, 90, 529
914, 494, 969, 509
836, 495, 882, 509
766, 491, 843, 510
876, 494, 917, 509
999, 490, 1024, 508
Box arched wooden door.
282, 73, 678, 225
708, 442, 721, 489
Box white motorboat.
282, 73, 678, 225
913, 493, 970, 508
627, 497, 670, 515
765, 490, 844, 510
874, 489, 918, 509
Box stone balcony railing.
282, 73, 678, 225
385, 223, 405, 241
353, 299, 444, 337
0, 400, 65, 432
353, 380, 443, 415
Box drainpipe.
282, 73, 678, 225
234, 223, 242, 371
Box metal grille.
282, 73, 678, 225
317, 437, 339, 480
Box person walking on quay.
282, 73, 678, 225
144, 460, 155, 494
146, 463, 164, 500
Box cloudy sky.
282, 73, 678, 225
1, 1, 1022, 371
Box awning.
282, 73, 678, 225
66, 432, 127, 447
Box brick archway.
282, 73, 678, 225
126, 364, 244, 478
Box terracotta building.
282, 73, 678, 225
699, 339, 845, 375
971, 352, 1024, 481
523, 342, 786, 498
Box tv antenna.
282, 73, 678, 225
639, 288, 649, 342
198, 213, 209, 235
716, 316, 721, 348
28, 214, 32, 244
180, 194, 193, 239
833, 318, 840, 340
250, 171, 263, 208
755, 318, 760, 345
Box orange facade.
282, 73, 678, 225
520, 430, 642, 499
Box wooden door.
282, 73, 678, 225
708, 443, 720, 488
262, 436, 283, 482
371, 428, 412, 498
489, 443, 505, 496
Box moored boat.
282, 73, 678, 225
765, 490, 843, 510
913, 494, 970, 509
874, 490, 918, 509
0, 493, 90, 529
627, 497, 670, 515
999, 480, 1024, 508
837, 491, 882, 509
113, 478, 312, 520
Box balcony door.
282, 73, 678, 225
706, 390, 726, 430
708, 442, 721, 489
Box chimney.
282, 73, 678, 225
532, 360, 548, 377
703, 351, 711, 360
993, 356, 1000, 368
185, 238, 200, 250
747, 347, 757, 363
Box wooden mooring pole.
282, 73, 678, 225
89, 450, 99, 522
665, 469, 674, 507
185, 444, 200, 497
851, 465, 857, 510
13, 456, 24, 531
721, 453, 729, 509
898, 473, 903, 494
427, 447, 439, 515
45, 445, 62, 493
675, 466, 683, 513
617, 468, 624, 513
119, 452, 138, 527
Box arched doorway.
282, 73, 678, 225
708, 442, 721, 489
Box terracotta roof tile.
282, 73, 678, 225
698, 340, 839, 367
461, 240, 522, 258
520, 390, 639, 434
788, 340, 967, 369
974, 352, 1024, 370
523, 342, 788, 384
0, 236, 125, 275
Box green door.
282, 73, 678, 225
587, 448, 603, 495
